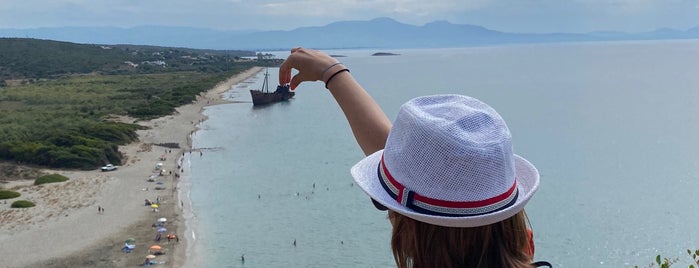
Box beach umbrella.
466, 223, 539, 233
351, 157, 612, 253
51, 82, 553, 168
150, 245, 162, 251
151, 204, 159, 208
157, 217, 167, 223
125, 238, 135, 244
157, 227, 167, 233
146, 254, 156, 259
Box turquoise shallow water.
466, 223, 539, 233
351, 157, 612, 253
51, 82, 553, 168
186, 40, 699, 267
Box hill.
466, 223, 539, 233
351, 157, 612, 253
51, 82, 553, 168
220, 18, 699, 50
0, 38, 256, 81
2, 18, 698, 50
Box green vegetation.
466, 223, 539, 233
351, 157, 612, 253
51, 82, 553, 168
0, 190, 21, 199
10, 200, 35, 208
635, 250, 699, 268
0, 71, 237, 169
0, 38, 258, 80
0, 38, 281, 169
34, 174, 69, 185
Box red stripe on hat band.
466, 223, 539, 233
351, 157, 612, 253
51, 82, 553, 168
380, 155, 517, 209
379, 155, 404, 199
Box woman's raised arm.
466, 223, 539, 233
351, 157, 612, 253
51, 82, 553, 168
279, 48, 391, 155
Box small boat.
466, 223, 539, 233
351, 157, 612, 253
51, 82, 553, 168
250, 69, 294, 105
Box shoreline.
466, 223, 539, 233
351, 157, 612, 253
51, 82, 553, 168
174, 66, 263, 268
0, 67, 262, 268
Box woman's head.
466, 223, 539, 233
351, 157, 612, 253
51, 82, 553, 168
351, 95, 539, 227
388, 210, 533, 268
350, 95, 540, 265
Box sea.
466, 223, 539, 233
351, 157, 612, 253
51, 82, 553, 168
182, 40, 699, 267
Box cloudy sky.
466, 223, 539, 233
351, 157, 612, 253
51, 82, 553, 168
1, 0, 698, 33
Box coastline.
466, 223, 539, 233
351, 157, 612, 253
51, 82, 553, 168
171, 66, 263, 268
0, 66, 262, 268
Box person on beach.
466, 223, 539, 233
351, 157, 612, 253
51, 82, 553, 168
279, 48, 548, 268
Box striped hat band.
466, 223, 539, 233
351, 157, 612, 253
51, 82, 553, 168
377, 154, 519, 217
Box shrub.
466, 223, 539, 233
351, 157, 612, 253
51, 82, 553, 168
635, 250, 699, 268
10, 200, 35, 208
34, 174, 69, 185
0, 190, 21, 199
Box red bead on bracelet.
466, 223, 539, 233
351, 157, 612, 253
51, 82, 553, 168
324, 68, 350, 89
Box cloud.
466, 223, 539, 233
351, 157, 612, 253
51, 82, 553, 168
571, 0, 658, 13
253, 0, 489, 22
246, 0, 504, 30
0, 0, 697, 32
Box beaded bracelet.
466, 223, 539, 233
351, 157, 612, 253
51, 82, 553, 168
325, 69, 350, 89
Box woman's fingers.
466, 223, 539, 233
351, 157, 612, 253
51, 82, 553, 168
279, 60, 292, 85
290, 71, 312, 91
278, 47, 338, 90
278, 47, 303, 86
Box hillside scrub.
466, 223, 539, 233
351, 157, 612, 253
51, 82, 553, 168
0, 71, 241, 169
0, 38, 256, 81
34, 174, 69, 185
0, 190, 21, 199
10, 200, 35, 208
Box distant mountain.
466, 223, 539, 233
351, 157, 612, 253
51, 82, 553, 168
1, 17, 698, 50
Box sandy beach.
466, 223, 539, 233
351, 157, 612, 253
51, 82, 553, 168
0, 67, 262, 268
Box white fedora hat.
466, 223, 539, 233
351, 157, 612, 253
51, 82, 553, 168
351, 95, 539, 227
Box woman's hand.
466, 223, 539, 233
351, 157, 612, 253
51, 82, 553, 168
278, 47, 391, 155
279, 47, 340, 90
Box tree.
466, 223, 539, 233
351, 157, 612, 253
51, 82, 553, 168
256, 52, 275, 61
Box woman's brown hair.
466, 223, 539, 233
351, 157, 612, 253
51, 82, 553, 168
389, 210, 533, 268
